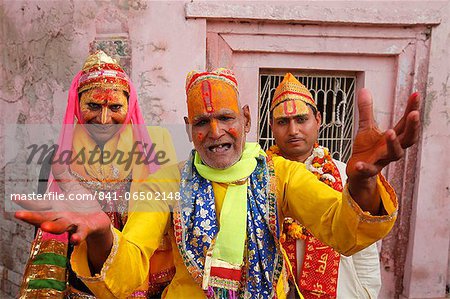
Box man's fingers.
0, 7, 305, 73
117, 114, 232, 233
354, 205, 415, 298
70, 225, 89, 245
51, 160, 77, 190
368, 131, 404, 170
384, 130, 404, 162
407, 92, 420, 112
353, 161, 380, 179
41, 217, 75, 234
399, 111, 420, 148
16, 210, 97, 245
357, 88, 376, 131
15, 211, 55, 226
394, 92, 420, 135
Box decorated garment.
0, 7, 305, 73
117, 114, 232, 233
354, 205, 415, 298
174, 144, 285, 298
70, 141, 397, 299
19, 51, 176, 299
269, 143, 342, 298
268, 144, 381, 299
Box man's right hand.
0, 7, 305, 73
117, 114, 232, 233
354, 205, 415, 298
14, 162, 110, 245
15, 161, 114, 273
15, 209, 111, 245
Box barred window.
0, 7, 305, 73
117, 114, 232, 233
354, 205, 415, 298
258, 72, 356, 162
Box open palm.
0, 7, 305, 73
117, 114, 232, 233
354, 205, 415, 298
347, 89, 420, 181
14, 163, 111, 245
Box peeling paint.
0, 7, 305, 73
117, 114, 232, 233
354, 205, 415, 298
128, 0, 148, 11
150, 42, 167, 52
423, 90, 436, 128
157, 75, 169, 83
386, 45, 399, 54
138, 71, 165, 124
441, 74, 449, 126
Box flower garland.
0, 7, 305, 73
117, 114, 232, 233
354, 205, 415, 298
303, 143, 343, 192
280, 218, 307, 243
267, 143, 343, 245
268, 143, 345, 298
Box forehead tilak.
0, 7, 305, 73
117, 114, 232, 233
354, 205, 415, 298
282, 100, 297, 116
272, 99, 310, 119
83, 88, 126, 103
201, 80, 214, 113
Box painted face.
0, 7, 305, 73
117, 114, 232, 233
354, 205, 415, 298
79, 87, 128, 144
271, 100, 321, 163
187, 80, 250, 169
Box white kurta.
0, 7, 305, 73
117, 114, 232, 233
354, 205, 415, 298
292, 160, 382, 299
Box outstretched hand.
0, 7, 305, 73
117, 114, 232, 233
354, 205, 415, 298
347, 89, 420, 180
15, 209, 111, 245
346, 89, 420, 213
14, 163, 111, 245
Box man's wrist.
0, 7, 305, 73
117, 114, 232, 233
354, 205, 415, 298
86, 212, 112, 241
348, 175, 381, 215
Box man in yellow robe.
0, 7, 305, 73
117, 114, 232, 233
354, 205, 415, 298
15, 68, 421, 298
17, 51, 177, 298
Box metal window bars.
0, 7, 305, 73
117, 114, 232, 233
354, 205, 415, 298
258, 73, 356, 162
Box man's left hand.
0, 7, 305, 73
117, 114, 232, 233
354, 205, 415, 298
346, 89, 420, 214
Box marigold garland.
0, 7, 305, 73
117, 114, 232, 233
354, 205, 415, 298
267, 143, 343, 242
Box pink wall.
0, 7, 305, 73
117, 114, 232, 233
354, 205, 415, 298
1, 1, 448, 298
0, 1, 204, 296
188, 2, 449, 297
401, 2, 450, 298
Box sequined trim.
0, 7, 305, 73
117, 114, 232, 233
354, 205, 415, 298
23, 264, 66, 282
129, 267, 176, 297
173, 202, 204, 285
78, 64, 130, 94
79, 69, 128, 84
78, 80, 130, 95
19, 230, 69, 297
70, 168, 132, 192
26, 229, 44, 261
66, 292, 96, 299
76, 225, 119, 282
265, 155, 285, 292
19, 288, 65, 299
38, 239, 68, 256
149, 266, 176, 283
209, 276, 239, 290
143, 267, 175, 297
344, 175, 398, 223
20, 230, 41, 297
128, 291, 148, 298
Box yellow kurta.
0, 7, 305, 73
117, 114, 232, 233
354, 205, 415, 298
71, 152, 397, 299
